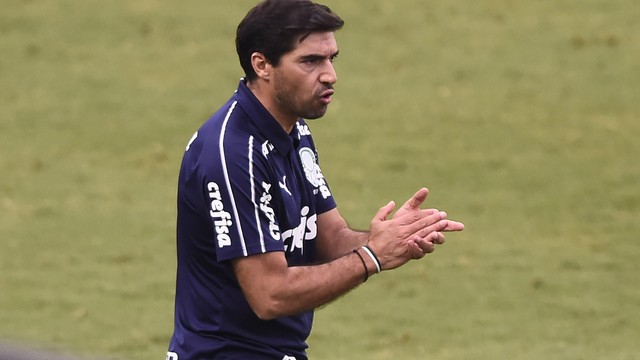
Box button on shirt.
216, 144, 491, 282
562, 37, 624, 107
168, 80, 337, 359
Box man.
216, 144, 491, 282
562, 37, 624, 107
167, 0, 464, 359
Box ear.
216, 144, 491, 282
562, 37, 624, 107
251, 52, 272, 80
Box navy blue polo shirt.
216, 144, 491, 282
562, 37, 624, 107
168, 80, 336, 359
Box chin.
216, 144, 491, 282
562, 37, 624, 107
302, 107, 328, 120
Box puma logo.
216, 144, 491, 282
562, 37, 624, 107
279, 176, 292, 196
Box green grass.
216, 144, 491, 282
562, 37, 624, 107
1, 0, 639, 359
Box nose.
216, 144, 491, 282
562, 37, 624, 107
320, 60, 337, 85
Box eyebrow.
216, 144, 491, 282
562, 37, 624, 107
299, 50, 340, 62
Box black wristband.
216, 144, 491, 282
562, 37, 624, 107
353, 249, 369, 282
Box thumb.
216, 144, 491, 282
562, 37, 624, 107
373, 201, 396, 222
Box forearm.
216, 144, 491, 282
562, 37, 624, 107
274, 251, 373, 316
233, 249, 377, 320
315, 208, 369, 261
316, 227, 368, 261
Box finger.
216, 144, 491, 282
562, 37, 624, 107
407, 238, 426, 258
413, 236, 436, 254
400, 187, 429, 210
429, 231, 445, 245
393, 204, 440, 225
404, 211, 447, 235
441, 220, 465, 231
420, 208, 440, 216
373, 201, 396, 223
414, 225, 445, 242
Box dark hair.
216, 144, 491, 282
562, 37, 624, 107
236, 0, 344, 81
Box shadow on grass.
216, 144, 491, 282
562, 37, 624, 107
0, 341, 113, 360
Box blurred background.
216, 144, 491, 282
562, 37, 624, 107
1, 0, 638, 359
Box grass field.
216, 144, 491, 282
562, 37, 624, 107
1, 0, 639, 359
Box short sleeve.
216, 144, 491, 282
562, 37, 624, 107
200, 135, 284, 262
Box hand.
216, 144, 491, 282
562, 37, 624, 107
367, 188, 464, 270
394, 188, 464, 254
367, 201, 446, 270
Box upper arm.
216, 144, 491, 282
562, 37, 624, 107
201, 129, 286, 262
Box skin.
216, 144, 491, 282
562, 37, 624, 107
234, 31, 465, 320
246, 32, 339, 132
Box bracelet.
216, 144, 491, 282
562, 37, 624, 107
361, 245, 382, 273
353, 249, 369, 282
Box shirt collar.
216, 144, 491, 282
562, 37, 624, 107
235, 79, 300, 155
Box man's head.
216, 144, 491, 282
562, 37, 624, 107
236, 0, 344, 126
236, 0, 344, 82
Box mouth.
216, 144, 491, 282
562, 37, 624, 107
318, 89, 334, 105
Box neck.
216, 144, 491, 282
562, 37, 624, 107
246, 79, 297, 133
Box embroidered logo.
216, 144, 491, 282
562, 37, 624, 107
260, 182, 280, 240
261, 140, 275, 158
281, 206, 317, 253
298, 147, 331, 199
207, 182, 233, 248
278, 175, 292, 196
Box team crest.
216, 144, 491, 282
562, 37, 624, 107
299, 147, 320, 187
299, 147, 332, 199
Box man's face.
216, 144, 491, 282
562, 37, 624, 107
271, 32, 339, 121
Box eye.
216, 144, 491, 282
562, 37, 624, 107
301, 57, 322, 65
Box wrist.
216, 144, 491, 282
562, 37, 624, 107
352, 249, 369, 282
361, 245, 382, 274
